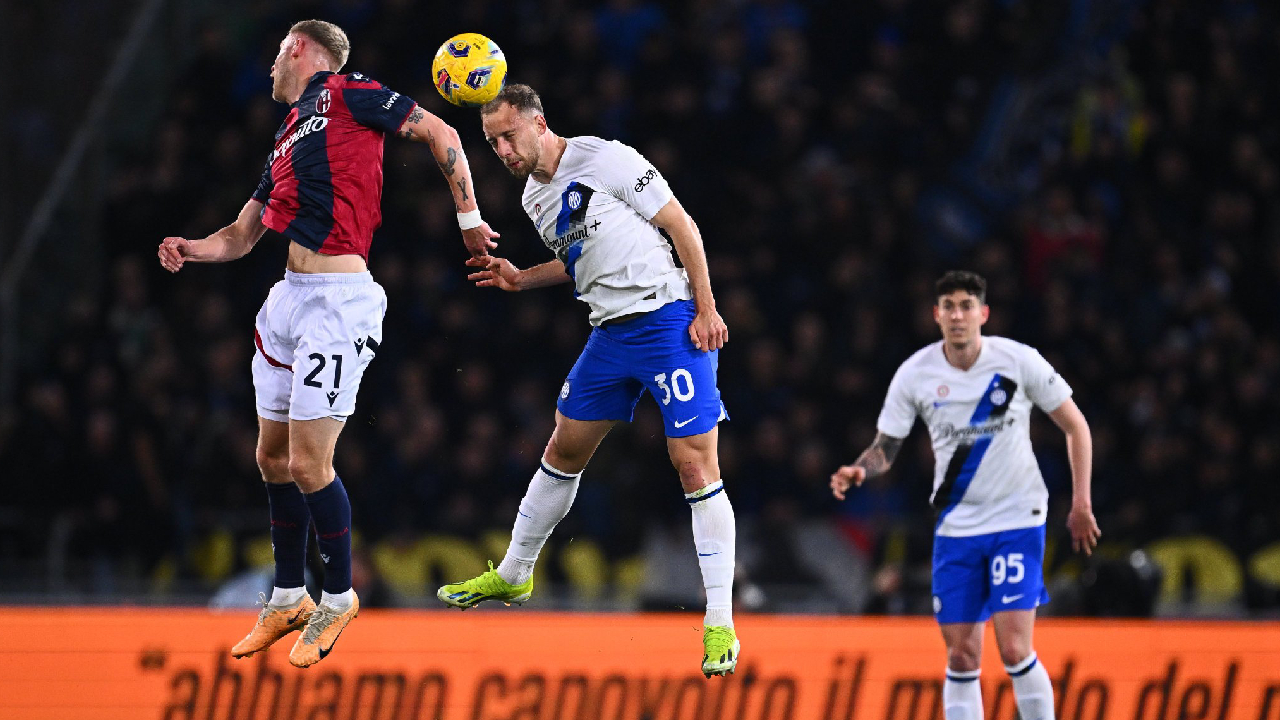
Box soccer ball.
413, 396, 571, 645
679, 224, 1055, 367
431, 33, 507, 108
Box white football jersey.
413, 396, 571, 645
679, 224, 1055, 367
522, 136, 692, 325
876, 336, 1073, 537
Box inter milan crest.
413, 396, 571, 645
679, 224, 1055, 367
316, 89, 331, 115
990, 388, 1008, 406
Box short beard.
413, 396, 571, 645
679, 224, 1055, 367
271, 72, 290, 103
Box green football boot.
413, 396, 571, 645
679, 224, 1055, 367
436, 561, 534, 609
702, 625, 740, 677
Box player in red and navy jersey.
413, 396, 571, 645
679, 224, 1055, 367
157, 20, 499, 667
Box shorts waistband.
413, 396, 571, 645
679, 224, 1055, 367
285, 270, 374, 286
597, 299, 692, 332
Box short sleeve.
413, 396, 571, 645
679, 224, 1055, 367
1022, 346, 1073, 412
341, 73, 417, 134
595, 141, 673, 220
251, 156, 273, 203
876, 364, 918, 438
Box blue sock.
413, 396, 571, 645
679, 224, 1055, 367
265, 482, 310, 589
304, 476, 353, 595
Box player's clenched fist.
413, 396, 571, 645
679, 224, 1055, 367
158, 237, 191, 273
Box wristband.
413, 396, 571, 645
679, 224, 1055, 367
457, 209, 483, 230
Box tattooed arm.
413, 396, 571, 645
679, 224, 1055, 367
395, 105, 497, 257
830, 432, 905, 500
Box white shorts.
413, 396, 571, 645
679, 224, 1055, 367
252, 270, 386, 423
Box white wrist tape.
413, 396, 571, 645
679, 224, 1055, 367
457, 209, 483, 230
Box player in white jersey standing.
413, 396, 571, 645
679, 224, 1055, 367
434, 85, 739, 677
831, 271, 1100, 720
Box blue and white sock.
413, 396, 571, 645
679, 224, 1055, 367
1008, 652, 1055, 720
265, 481, 310, 601
944, 668, 983, 720
687, 480, 735, 628
304, 476, 353, 610
497, 461, 581, 585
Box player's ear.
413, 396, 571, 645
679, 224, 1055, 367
980, 304, 990, 324
932, 303, 941, 324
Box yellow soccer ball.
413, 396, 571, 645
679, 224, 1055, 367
431, 33, 508, 108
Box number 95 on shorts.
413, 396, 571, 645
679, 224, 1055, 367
930, 524, 1050, 624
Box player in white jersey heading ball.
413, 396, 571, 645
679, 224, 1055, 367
831, 271, 1100, 720
436, 84, 739, 678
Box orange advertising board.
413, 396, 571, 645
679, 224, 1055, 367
1, 609, 1278, 720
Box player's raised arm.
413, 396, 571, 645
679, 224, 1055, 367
396, 105, 499, 258
1047, 398, 1101, 554
830, 432, 906, 500
652, 198, 728, 352
158, 199, 268, 272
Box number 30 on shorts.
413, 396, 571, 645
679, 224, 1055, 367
654, 369, 695, 405
991, 553, 1024, 585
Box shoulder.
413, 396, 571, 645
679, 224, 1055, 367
899, 341, 943, 374
336, 71, 383, 88
986, 336, 1042, 364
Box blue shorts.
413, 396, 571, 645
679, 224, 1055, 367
558, 300, 728, 438
932, 525, 1050, 624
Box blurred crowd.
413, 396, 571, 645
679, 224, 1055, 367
3, 0, 1279, 615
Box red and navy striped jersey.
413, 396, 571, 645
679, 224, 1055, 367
251, 71, 416, 261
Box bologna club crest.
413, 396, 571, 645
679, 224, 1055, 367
316, 89, 331, 115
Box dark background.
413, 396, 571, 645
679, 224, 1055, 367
1, 0, 1276, 617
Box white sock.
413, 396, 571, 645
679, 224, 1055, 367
269, 585, 308, 607
1008, 653, 1055, 720
496, 461, 581, 585
320, 588, 354, 611
944, 668, 983, 720
687, 480, 735, 627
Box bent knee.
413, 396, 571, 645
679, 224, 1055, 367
999, 644, 1034, 668
287, 457, 332, 490
256, 448, 291, 483
947, 644, 983, 672
675, 461, 714, 492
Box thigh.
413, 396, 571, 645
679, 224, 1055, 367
557, 333, 646, 423
253, 283, 296, 423
290, 282, 386, 421
932, 533, 993, 624
545, 410, 617, 473
984, 525, 1050, 616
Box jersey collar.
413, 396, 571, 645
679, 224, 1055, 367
294, 71, 335, 107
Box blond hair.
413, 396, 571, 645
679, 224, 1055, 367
289, 20, 350, 71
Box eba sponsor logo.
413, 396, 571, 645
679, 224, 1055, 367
634, 168, 657, 193
381, 91, 401, 110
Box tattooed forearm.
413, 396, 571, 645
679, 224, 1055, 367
438, 147, 457, 176
397, 107, 426, 140
853, 432, 904, 480
456, 178, 469, 201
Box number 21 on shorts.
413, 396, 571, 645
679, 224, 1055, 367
654, 369, 695, 405
991, 553, 1024, 585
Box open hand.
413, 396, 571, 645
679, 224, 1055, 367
829, 464, 867, 501
462, 223, 500, 258
465, 255, 522, 291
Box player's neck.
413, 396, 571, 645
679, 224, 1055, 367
943, 336, 983, 371
532, 134, 567, 184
